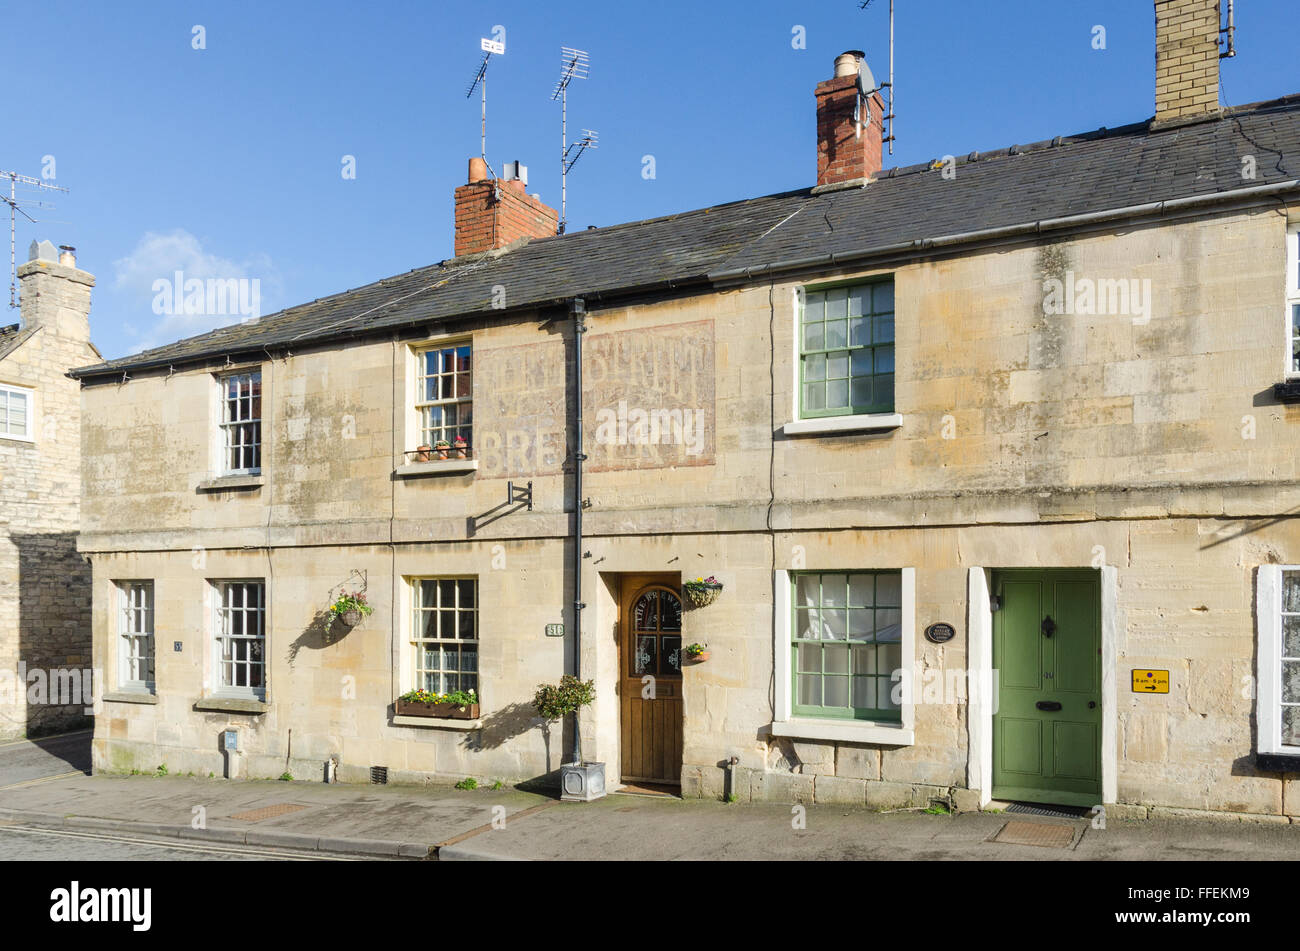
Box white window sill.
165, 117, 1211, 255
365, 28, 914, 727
771, 718, 914, 745
197, 474, 264, 492
395, 459, 479, 477
393, 714, 483, 730
0, 434, 34, 445
782, 413, 902, 437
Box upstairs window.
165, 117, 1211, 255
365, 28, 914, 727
220, 371, 261, 473
0, 382, 34, 441
800, 281, 894, 418
415, 344, 472, 450
1288, 228, 1300, 377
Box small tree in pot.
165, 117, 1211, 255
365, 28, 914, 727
532, 675, 604, 801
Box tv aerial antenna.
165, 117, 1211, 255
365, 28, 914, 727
551, 47, 596, 235
466, 35, 505, 175
857, 0, 896, 154
1, 169, 69, 309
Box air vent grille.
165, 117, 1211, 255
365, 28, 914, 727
370, 765, 388, 785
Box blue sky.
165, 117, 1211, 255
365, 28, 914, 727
3, 0, 1295, 359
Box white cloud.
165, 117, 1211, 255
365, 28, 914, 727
112, 230, 282, 353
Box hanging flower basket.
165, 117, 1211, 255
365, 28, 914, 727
329, 591, 372, 627
683, 643, 710, 663
683, 577, 723, 608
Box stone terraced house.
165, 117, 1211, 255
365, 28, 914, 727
74, 0, 1300, 818
1, 241, 98, 740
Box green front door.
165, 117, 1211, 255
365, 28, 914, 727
992, 569, 1102, 807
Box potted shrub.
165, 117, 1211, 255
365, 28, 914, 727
683, 642, 710, 663
395, 687, 479, 719
329, 591, 373, 628
683, 575, 723, 608
415, 444, 433, 463
454, 435, 468, 459
533, 676, 604, 801
435, 439, 451, 459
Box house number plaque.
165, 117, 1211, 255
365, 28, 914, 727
545, 624, 565, 637
924, 622, 956, 644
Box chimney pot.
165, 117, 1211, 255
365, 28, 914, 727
834, 51, 865, 78
58, 245, 76, 267
468, 157, 489, 183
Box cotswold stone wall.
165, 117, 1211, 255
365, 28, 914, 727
79, 204, 1300, 816
0, 258, 97, 739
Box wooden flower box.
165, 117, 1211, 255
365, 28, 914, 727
395, 699, 480, 720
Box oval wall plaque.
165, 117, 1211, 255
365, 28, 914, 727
924, 622, 956, 644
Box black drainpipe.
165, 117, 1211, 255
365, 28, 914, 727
571, 297, 587, 767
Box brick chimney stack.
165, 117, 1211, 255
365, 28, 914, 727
1154, 0, 1223, 126
453, 158, 559, 257
816, 51, 885, 187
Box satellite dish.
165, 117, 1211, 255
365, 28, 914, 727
856, 60, 877, 97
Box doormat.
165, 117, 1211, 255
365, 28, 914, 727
1005, 802, 1091, 819
992, 820, 1077, 849
229, 803, 309, 822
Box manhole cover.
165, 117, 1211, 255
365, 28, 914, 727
993, 820, 1076, 849
230, 803, 309, 822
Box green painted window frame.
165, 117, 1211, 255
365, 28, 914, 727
798, 279, 894, 419
791, 570, 903, 722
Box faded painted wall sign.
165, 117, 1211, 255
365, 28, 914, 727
474, 319, 715, 478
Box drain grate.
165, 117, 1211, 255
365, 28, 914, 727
230, 803, 308, 822
993, 820, 1076, 849
370, 765, 388, 785
1005, 801, 1091, 819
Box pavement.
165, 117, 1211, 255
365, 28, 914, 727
3, 732, 1300, 860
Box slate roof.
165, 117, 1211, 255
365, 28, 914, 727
73, 94, 1300, 380
0, 323, 36, 363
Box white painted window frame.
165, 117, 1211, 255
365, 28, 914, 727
210, 579, 267, 701
410, 339, 473, 454
1286, 227, 1300, 379
217, 370, 262, 475
772, 567, 915, 745
0, 381, 35, 442
407, 576, 479, 696
1255, 565, 1300, 755
115, 580, 155, 693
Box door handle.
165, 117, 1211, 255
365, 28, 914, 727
1041, 615, 1056, 637
1036, 700, 1062, 711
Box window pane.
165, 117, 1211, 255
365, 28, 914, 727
875, 608, 903, 640
876, 573, 901, 606
822, 575, 848, 607
848, 288, 869, 317
803, 292, 825, 323
1285, 616, 1300, 658
872, 283, 894, 312
824, 677, 849, 708
661, 636, 682, 674
847, 608, 873, 639
826, 290, 847, 320
803, 321, 824, 351
797, 642, 821, 672
1285, 572, 1300, 613
1284, 706, 1300, 747
878, 679, 901, 711
823, 644, 849, 674
878, 643, 902, 678
852, 644, 876, 675
822, 609, 847, 640
825, 319, 847, 349
849, 316, 869, 347
851, 377, 872, 407
852, 677, 876, 709
826, 352, 848, 380
795, 574, 819, 608
797, 674, 822, 706
848, 575, 873, 607
873, 314, 895, 344
804, 352, 825, 381
826, 379, 849, 408
875, 347, 895, 374
795, 608, 818, 639
803, 382, 825, 412
1283, 662, 1300, 704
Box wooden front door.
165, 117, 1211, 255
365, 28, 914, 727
992, 569, 1103, 808
619, 575, 684, 785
